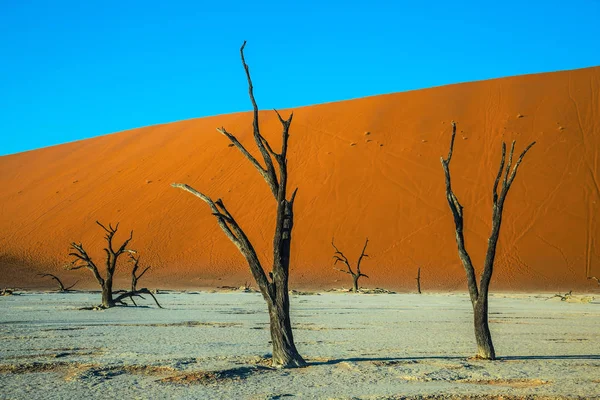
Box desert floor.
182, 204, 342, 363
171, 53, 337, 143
0, 291, 599, 399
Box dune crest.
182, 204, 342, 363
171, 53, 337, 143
1, 66, 599, 291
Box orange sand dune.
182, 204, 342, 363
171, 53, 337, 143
1, 67, 599, 292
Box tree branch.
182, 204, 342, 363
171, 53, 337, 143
440, 121, 479, 303
492, 142, 506, 205
239, 41, 279, 197
171, 183, 272, 296
356, 238, 369, 276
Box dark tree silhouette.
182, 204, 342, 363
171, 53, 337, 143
331, 238, 370, 292
66, 221, 134, 308
172, 41, 305, 368
440, 121, 535, 360
129, 254, 151, 292
38, 273, 78, 292
416, 267, 422, 294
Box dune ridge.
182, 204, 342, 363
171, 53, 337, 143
1, 66, 599, 291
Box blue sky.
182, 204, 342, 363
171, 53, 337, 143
1, 1, 599, 155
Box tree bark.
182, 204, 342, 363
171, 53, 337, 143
267, 293, 304, 367
101, 283, 115, 308
352, 275, 359, 292
473, 297, 495, 359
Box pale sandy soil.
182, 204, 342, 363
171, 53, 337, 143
0, 291, 599, 399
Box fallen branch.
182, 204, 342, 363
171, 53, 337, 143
38, 273, 78, 292
113, 288, 163, 308
549, 290, 573, 301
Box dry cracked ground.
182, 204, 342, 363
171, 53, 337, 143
1, 291, 599, 399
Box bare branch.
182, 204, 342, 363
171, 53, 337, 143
116, 230, 134, 255
114, 288, 163, 308
440, 121, 478, 302
502, 141, 516, 188
331, 239, 352, 273
96, 221, 113, 234
492, 142, 506, 205
171, 183, 271, 293
506, 141, 536, 188
38, 273, 75, 292
356, 238, 369, 275
334, 267, 353, 275
239, 41, 279, 197
217, 127, 277, 195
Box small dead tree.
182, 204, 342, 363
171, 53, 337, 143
120, 254, 161, 308
550, 290, 573, 301
129, 254, 151, 292
38, 273, 78, 292
331, 238, 370, 292
416, 267, 422, 294
66, 221, 134, 308
588, 276, 600, 287
441, 121, 535, 360
172, 42, 305, 368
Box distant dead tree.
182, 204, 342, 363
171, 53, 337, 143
172, 42, 305, 368
66, 221, 134, 308
416, 267, 422, 294
331, 238, 370, 292
550, 290, 573, 301
38, 273, 78, 292
129, 254, 151, 292
440, 121, 535, 360
588, 276, 600, 287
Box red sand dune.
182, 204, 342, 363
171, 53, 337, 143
1, 67, 599, 291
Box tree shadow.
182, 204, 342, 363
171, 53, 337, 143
161, 365, 273, 384
310, 354, 600, 366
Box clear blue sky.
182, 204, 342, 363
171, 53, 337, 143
1, 1, 599, 156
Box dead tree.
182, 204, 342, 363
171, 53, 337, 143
331, 238, 370, 292
129, 254, 151, 292
172, 41, 305, 368
38, 273, 78, 292
550, 290, 573, 301
588, 276, 600, 287
440, 121, 535, 360
66, 221, 134, 308
416, 267, 422, 294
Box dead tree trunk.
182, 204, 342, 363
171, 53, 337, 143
331, 238, 370, 292
172, 41, 305, 368
416, 267, 421, 294
66, 221, 134, 308
441, 121, 535, 360
38, 273, 78, 292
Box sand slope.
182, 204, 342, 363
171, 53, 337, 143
1, 67, 599, 291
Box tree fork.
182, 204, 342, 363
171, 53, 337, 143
441, 121, 535, 360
